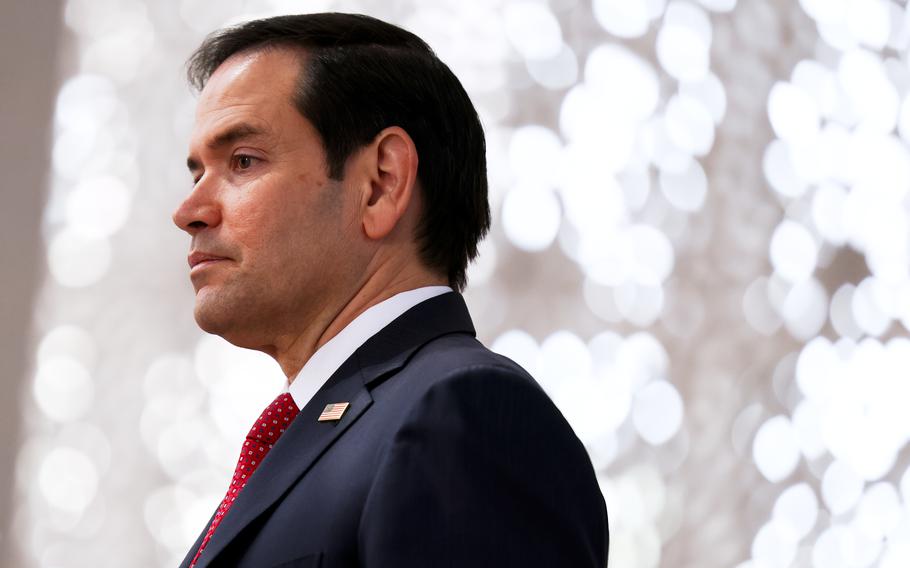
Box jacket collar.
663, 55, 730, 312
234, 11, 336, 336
185, 292, 474, 568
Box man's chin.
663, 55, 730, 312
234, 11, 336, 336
194, 307, 228, 336
193, 292, 233, 336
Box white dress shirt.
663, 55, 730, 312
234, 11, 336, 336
284, 286, 453, 410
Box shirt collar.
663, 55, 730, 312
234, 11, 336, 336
285, 285, 453, 410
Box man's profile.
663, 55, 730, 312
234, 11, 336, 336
172, 12, 608, 567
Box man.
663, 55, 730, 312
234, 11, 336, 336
173, 12, 607, 568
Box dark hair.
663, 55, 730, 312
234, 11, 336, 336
186, 13, 490, 291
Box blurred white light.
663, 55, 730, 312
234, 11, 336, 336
558, 146, 627, 231
812, 525, 858, 568
658, 158, 708, 212
767, 82, 820, 144
38, 447, 99, 514
847, 133, 910, 204
526, 43, 579, 90
501, 183, 561, 252
791, 400, 826, 460
584, 43, 660, 122
627, 224, 675, 285
862, 226, 910, 286
845, 0, 891, 50
179, 0, 244, 34
665, 0, 712, 41
54, 73, 118, 133
614, 282, 665, 326
773, 483, 819, 539
897, 92, 910, 144
144, 484, 197, 550
65, 175, 132, 238
559, 89, 638, 173
880, 539, 910, 568
816, 123, 852, 183
619, 167, 651, 212
887, 2, 910, 50
822, 459, 865, 515
697, 0, 736, 11
491, 329, 540, 378
633, 380, 684, 445
811, 182, 849, 245
587, 331, 624, 375
791, 60, 839, 118
57, 421, 112, 479
753, 415, 800, 482
79, 11, 156, 84
852, 277, 892, 336
576, 229, 632, 287
194, 335, 285, 442
751, 520, 798, 568
782, 277, 828, 340
52, 127, 101, 180
829, 283, 863, 339
763, 140, 807, 198
742, 277, 783, 335
901, 464, 910, 507
538, 332, 617, 446
593, 0, 652, 38
655, 15, 710, 81
33, 357, 94, 422
812, 2, 860, 52
503, 2, 563, 60
539, 331, 592, 386
642, 115, 692, 173
508, 125, 563, 186
680, 72, 727, 124
47, 230, 112, 288
616, 332, 669, 385
855, 482, 902, 540
664, 94, 715, 156
838, 49, 899, 132
769, 220, 818, 283
37, 324, 97, 368
583, 279, 622, 323
598, 374, 634, 435
467, 237, 497, 285
143, 354, 199, 404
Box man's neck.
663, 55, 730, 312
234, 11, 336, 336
268, 266, 447, 380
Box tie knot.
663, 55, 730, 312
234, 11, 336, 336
246, 392, 300, 446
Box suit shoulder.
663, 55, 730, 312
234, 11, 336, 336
406, 333, 539, 389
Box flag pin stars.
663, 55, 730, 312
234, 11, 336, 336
318, 402, 350, 422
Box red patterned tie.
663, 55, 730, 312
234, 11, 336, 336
190, 392, 300, 567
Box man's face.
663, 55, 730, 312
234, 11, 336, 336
174, 48, 360, 347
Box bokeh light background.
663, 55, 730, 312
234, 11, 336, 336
11, 0, 910, 566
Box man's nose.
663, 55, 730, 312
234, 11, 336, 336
172, 182, 221, 235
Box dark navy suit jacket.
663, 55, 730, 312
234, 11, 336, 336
180, 292, 608, 567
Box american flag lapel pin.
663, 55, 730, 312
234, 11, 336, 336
318, 402, 350, 422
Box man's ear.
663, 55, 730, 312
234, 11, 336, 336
359, 126, 419, 240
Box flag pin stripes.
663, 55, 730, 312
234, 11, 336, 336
318, 402, 350, 422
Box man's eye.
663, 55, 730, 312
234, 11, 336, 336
235, 155, 255, 169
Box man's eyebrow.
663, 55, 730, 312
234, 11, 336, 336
207, 123, 267, 150
186, 123, 268, 173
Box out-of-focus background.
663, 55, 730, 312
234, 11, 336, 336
3, 0, 910, 566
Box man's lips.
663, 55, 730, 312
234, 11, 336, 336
188, 251, 230, 269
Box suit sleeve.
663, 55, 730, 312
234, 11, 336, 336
358, 365, 609, 567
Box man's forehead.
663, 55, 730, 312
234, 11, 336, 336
190, 50, 301, 145
201, 48, 302, 103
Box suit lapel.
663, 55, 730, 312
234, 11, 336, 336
193, 357, 372, 568
191, 292, 475, 567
